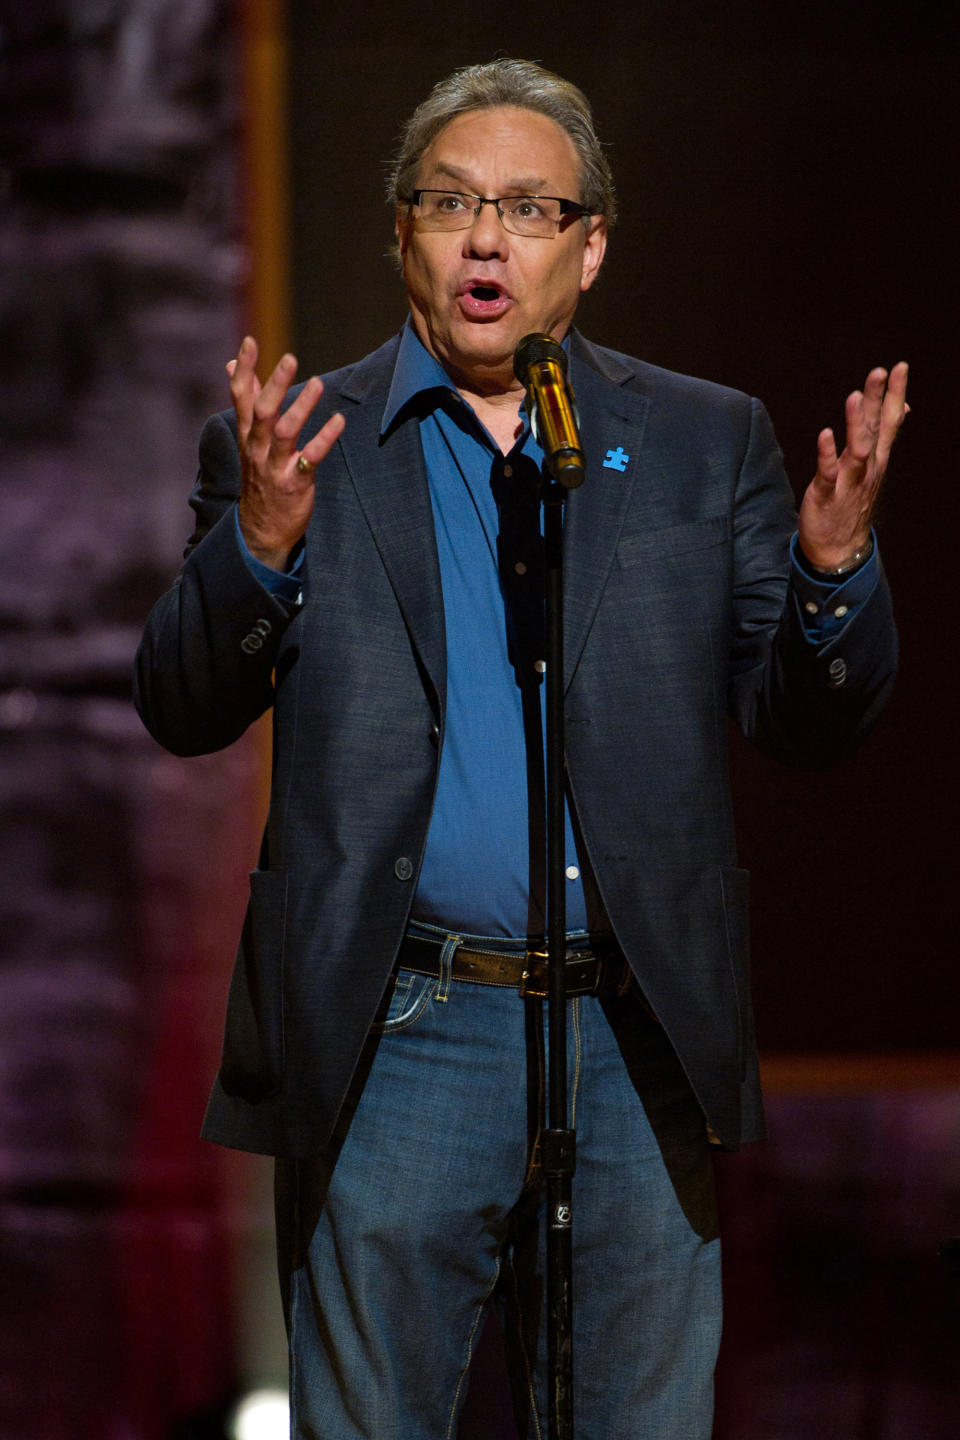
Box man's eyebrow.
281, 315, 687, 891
426, 160, 552, 193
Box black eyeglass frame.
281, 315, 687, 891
407, 189, 596, 233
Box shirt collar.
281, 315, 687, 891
380, 322, 456, 436
380, 320, 573, 439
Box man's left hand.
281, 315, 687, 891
797, 362, 909, 572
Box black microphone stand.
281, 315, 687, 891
514, 332, 585, 1440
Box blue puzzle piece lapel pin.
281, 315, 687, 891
603, 446, 630, 472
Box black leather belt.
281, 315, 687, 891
397, 931, 630, 999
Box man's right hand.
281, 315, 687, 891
228, 335, 346, 571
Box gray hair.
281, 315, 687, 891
386, 58, 617, 226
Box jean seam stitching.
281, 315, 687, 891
444, 1256, 502, 1440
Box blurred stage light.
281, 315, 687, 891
228, 1387, 289, 1440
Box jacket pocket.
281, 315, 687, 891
218, 868, 288, 1100
719, 865, 754, 1080
616, 513, 729, 568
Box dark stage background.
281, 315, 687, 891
1, 3, 957, 1437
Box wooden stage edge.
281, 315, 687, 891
758, 1051, 960, 1093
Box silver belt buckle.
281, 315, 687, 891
518, 949, 601, 998
518, 948, 549, 998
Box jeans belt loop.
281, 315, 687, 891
435, 933, 460, 1003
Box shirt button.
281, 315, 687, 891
834, 604, 849, 618
805, 601, 819, 615
534, 660, 546, 674
565, 865, 580, 881
515, 561, 527, 575
394, 856, 414, 881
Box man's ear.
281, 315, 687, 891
579, 217, 608, 293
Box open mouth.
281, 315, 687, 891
458, 282, 512, 319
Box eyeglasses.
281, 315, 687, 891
408, 189, 595, 239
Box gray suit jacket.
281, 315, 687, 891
134, 330, 897, 1156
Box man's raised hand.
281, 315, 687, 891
797, 362, 908, 573
228, 336, 346, 571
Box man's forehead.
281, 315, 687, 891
415, 106, 580, 191
424, 157, 553, 194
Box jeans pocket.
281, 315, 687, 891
371, 968, 438, 1034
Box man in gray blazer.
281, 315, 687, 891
135, 58, 906, 1440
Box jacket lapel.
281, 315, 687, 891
334, 342, 446, 709
562, 335, 650, 689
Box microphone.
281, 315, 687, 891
513, 333, 585, 489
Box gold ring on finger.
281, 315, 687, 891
296, 453, 314, 474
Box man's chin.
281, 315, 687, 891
444, 321, 525, 380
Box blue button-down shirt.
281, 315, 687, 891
239, 325, 879, 937
380, 325, 591, 936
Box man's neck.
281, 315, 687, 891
457, 384, 525, 454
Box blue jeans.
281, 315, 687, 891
275, 926, 721, 1439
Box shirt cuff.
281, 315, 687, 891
234, 507, 305, 603
790, 531, 879, 643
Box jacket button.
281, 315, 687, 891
241, 633, 263, 654
394, 856, 414, 881
828, 657, 847, 688
429, 723, 440, 748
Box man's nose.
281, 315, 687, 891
463, 200, 509, 257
